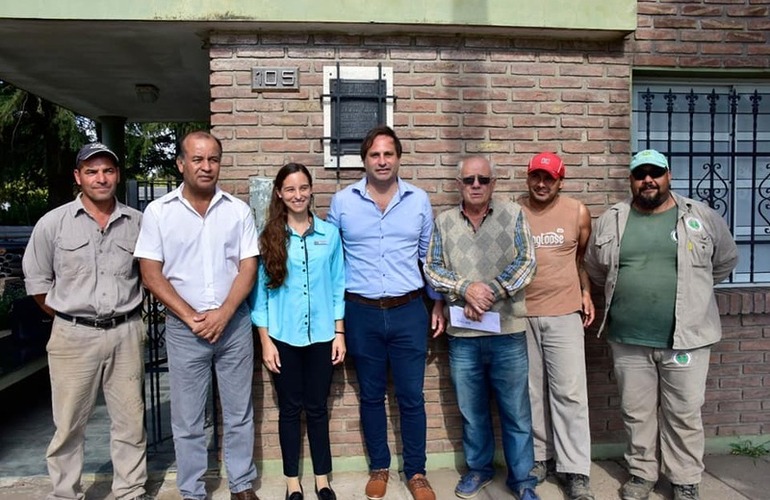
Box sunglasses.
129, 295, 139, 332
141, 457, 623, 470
631, 166, 667, 181
459, 175, 492, 186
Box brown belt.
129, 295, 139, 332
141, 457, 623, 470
344, 290, 423, 309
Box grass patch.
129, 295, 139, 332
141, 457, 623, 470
730, 439, 770, 459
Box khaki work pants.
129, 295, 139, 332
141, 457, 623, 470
46, 315, 147, 500
610, 341, 710, 485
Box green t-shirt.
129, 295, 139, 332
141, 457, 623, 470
607, 206, 678, 347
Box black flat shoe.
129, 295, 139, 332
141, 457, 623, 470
315, 485, 336, 500
285, 486, 303, 500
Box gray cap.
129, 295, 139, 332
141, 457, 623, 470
75, 143, 119, 167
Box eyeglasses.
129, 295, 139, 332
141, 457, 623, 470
631, 166, 667, 181
459, 175, 492, 186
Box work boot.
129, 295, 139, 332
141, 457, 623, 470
621, 475, 655, 500
672, 483, 699, 500
531, 458, 556, 484
562, 473, 595, 500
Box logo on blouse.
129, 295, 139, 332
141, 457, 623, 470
531, 228, 565, 248
314, 240, 328, 245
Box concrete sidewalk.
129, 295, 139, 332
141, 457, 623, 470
0, 454, 766, 499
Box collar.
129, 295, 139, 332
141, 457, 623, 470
164, 183, 227, 206
459, 199, 494, 218
70, 193, 128, 219
351, 176, 411, 199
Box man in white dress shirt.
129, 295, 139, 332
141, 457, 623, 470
134, 131, 260, 500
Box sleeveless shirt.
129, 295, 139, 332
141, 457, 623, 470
520, 195, 583, 316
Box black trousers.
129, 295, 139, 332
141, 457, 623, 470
272, 338, 335, 476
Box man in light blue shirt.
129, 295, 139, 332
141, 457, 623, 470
327, 125, 445, 500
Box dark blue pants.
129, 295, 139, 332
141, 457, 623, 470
344, 296, 428, 480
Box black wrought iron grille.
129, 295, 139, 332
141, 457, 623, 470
633, 85, 770, 285
322, 62, 395, 174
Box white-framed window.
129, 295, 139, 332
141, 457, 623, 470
632, 80, 770, 285
322, 65, 394, 169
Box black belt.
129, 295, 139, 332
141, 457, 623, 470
344, 290, 423, 309
55, 306, 141, 329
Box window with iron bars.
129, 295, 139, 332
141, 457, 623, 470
632, 82, 770, 286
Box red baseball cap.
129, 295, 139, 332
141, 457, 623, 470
528, 152, 565, 179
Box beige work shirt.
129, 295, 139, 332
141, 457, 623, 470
22, 194, 143, 318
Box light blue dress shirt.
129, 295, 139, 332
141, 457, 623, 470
250, 215, 345, 347
327, 177, 439, 300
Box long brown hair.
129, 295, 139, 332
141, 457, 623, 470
259, 163, 313, 289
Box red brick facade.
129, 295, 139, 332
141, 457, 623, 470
211, 1, 770, 465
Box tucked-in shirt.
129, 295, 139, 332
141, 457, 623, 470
134, 184, 260, 312
424, 200, 537, 336
608, 206, 678, 347
249, 215, 345, 347
327, 177, 439, 300
22, 194, 143, 318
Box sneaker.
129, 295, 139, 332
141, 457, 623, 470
673, 483, 699, 500
531, 458, 556, 484
519, 488, 541, 500
454, 472, 493, 498
621, 475, 656, 500
562, 473, 595, 500
365, 469, 389, 500
407, 473, 436, 500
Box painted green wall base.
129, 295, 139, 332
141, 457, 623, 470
213, 434, 768, 477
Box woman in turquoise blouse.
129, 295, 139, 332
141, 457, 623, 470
250, 163, 346, 500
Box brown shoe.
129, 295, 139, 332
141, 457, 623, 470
231, 489, 260, 500
407, 473, 436, 500
365, 469, 389, 499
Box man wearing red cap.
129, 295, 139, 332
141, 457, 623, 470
518, 152, 595, 500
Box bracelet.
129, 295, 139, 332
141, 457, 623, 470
335, 331, 345, 335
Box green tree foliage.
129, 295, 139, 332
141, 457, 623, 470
0, 82, 89, 223
125, 122, 210, 181
0, 81, 209, 225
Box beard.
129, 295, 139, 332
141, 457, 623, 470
633, 186, 670, 210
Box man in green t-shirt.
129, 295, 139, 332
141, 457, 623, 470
584, 149, 738, 500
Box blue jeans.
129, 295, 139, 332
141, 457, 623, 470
166, 304, 257, 499
345, 296, 429, 480
448, 333, 536, 494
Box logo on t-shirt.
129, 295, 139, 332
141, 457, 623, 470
532, 228, 565, 248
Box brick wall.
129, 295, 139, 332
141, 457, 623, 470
633, 0, 770, 69
211, 1, 770, 467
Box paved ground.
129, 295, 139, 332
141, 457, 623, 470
1, 369, 768, 499
0, 456, 767, 499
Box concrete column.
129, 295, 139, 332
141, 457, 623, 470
97, 115, 127, 201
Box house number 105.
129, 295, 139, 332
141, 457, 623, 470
252, 67, 299, 91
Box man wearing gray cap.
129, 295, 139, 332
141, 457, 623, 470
584, 149, 738, 500
22, 143, 150, 500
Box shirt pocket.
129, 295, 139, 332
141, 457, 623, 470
54, 236, 90, 277
687, 233, 713, 268
113, 238, 138, 276
593, 233, 616, 269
